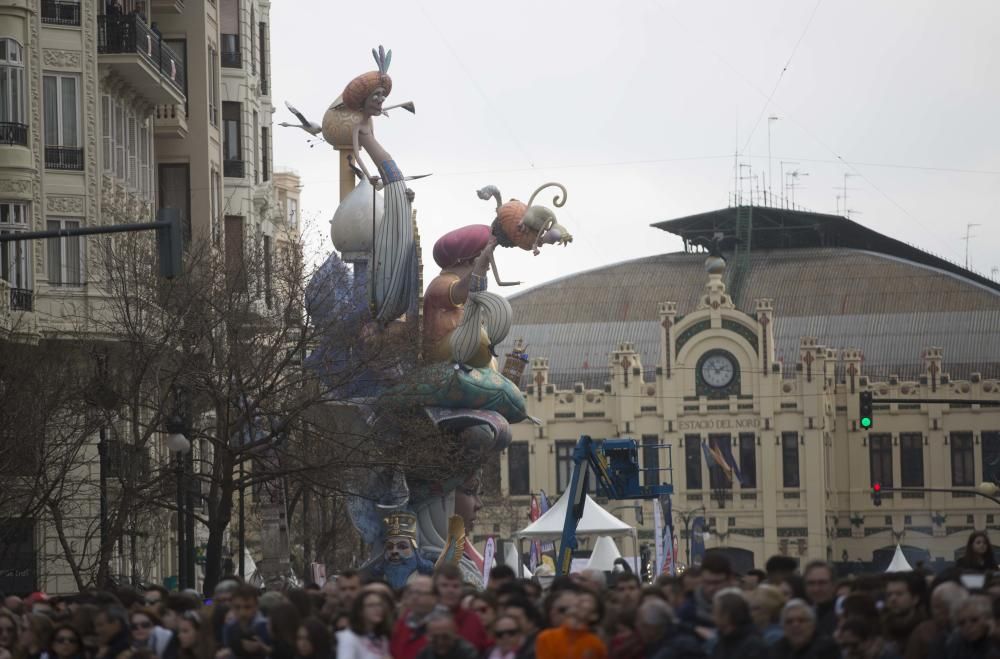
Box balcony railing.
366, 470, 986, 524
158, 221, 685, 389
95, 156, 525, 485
45, 146, 83, 170
97, 14, 186, 96
42, 0, 81, 26
0, 123, 28, 147
223, 159, 245, 178
10, 288, 33, 312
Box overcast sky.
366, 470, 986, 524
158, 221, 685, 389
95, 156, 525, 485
270, 0, 1000, 294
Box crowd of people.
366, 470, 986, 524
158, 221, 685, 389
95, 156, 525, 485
4, 531, 1000, 659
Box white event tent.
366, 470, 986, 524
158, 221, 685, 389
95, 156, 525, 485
514, 494, 639, 575
586, 536, 623, 572
885, 544, 913, 573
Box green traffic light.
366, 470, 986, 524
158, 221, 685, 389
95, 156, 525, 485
861, 417, 872, 428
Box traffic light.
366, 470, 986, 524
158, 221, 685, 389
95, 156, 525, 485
859, 391, 874, 429
872, 482, 882, 507
156, 207, 183, 279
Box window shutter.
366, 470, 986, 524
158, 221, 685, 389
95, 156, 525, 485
101, 95, 112, 172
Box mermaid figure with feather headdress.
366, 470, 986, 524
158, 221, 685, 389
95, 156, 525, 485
338, 46, 417, 324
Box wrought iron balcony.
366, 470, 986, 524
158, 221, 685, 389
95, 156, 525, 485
0, 123, 28, 147
42, 0, 81, 26
97, 14, 186, 104
224, 159, 245, 179
45, 146, 83, 170
10, 288, 33, 312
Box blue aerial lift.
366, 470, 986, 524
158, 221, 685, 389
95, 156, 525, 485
556, 435, 673, 575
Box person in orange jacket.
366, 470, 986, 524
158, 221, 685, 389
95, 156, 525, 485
535, 587, 606, 659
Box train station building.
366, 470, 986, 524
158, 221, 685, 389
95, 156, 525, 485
488, 206, 1000, 573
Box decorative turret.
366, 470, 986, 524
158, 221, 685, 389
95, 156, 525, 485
658, 302, 677, 378
922, 347, 944, 393
696, 254, 735, 310
755, 298, 774, 376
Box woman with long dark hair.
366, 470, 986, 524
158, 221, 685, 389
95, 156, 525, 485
49, 625, 85, 659
336, 591, 393, 659
957, 531, 999, 570
176, 611, 214, 659
295, 619, 332, 659
0, 610, 20, 659
266, 603, 301, 659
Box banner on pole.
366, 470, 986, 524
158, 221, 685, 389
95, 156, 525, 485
652, 498, 664, 577
482, 537, 496, 587
539, 490, 554, 553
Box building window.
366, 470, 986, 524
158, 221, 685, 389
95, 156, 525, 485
708, 435, 732, 490
220, 0, 241, 68
46, 218, 82, 286
642, 435, 660, 488
0, 201, 30, 289
0, 39, 27, 146
555, 440, 574, 494
139, 119, 152, 199
869, 434, 893, 487
252, 110, 259, 183
159, 164, 191, 245
782, 432, 800, 488
738, 433, 756, 488
982, 431, 1000, 485
43, 74, 82, 170
261, 127, 269, 181
126, 112, 138, 188
900, 433, 924, 487
263, 234, 272, 308
508, 442, 529, 496
208, 46, 218, 126
114, 99, 125, 179
42, 0, 82, 26
163, 39, 187, 112
684, 435, 702, 490
211, 169, 221, 244
224, 215, 245, 290
951, 432, 975, 487
258, 21, 268, 93
249, 5, 256, 75
223, 102, 243, 177
101, 95, 112, 172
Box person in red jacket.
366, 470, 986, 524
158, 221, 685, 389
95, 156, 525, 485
434, 565, 489, 653
391, 575, 439, 659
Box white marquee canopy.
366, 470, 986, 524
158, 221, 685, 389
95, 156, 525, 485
513, 494, 639, 574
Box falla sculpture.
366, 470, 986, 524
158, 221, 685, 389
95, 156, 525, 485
285, 45, 573, 588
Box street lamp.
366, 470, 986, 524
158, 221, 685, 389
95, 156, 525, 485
165, 415, 191, 590
978, 482, 1000, 498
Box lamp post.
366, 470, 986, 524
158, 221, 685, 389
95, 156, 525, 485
165, 417, 191, 590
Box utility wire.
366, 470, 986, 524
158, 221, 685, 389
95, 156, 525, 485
741, 0, 824, 155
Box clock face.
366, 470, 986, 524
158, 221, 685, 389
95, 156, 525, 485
701, 354, 736, 388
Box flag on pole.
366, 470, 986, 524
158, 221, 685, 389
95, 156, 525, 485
529, 494, 541, 573
702, 438, 733, 483
653, 497, 664, 576
659, 494, 675, 576
690, 516, 706, 567
539, 490, 554, 553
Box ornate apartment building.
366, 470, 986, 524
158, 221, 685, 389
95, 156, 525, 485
0, 0, 286, 593
490, 207, 1000, 573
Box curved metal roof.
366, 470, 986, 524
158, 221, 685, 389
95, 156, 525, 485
498, 248, 1000, 387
